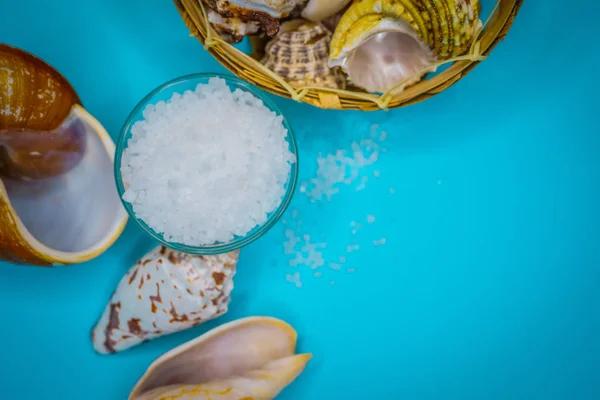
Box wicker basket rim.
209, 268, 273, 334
175, 0, 523, 111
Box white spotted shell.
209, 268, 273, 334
91, 246, 238, 354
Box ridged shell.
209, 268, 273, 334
330, 0, 482, 62
262, 21, 346, 89
328, 0, 482, 93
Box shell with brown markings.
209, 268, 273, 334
91, 246, 238, 354
262, 21, 346, 89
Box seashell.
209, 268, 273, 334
204, 0, 306, 38
328, 0, 482, 94
301, 0, 352, 22
129, 316, 311, 400
262, 21, 346, 89
92, 246, 238, 354
208, 8, 261, 43
0, 44, 127, 266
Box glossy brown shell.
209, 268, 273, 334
0, 44, 85, 179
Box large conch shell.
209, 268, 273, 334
0, 44, 127, 266
262, 20, 346, 89
204, 0, 306, 39
92, 246, 238, 354
329, 0, 482, 94
129, 317, 311, 400
301, 0, 351, 22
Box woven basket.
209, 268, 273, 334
174, 0, 523, 111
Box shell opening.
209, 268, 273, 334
344, 30, 436, 94
133, 319, 297, 397
3, 108, 124, 253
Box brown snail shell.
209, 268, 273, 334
0, 44, 85, 180
0, 44, 127, 266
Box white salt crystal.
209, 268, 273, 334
347, 268, 356, 273
122, 189, 137, 203
286, 272, 302, 288
367, 215, 376, 224
314, 272, 322, 278
373, 238, 387, 247
329, 263, 341, 271
120, 77, 296, 246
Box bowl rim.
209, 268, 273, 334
114, 72, 299, 255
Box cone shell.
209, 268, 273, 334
0, 44, 127, 266
129, 317, 311, 400
262, 21, 347, 89
92, 246, 238, 354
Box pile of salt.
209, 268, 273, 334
121, 77, 296, 246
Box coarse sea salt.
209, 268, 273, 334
121, 77, 296, 246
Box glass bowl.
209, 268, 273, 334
114, 73, 298, 255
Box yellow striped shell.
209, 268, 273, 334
329, 0, 482, 93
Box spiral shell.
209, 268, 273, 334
262, 21, 346, 89
329, 0, 482, 93
204, 0, 306, 39
0, 45, 127, 266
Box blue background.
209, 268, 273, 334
1, 1, 599, 399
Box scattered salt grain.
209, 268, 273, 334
286, 272, 302, 288
329, 262, 341, 270
347, 267, 356, 273
120, 77, 295, 246
314, 272, 323, 278
367, 215, 376, 224
373, 238, 387, 247
373, 170, 380, 177
301, 127, 384, 202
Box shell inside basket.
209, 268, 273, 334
174, 0, 523, 110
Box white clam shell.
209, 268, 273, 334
91, 246, 238, 354
301, 0, 351, 22
129, 317, 312, 400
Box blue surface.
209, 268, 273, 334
1, 1, 599, 399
